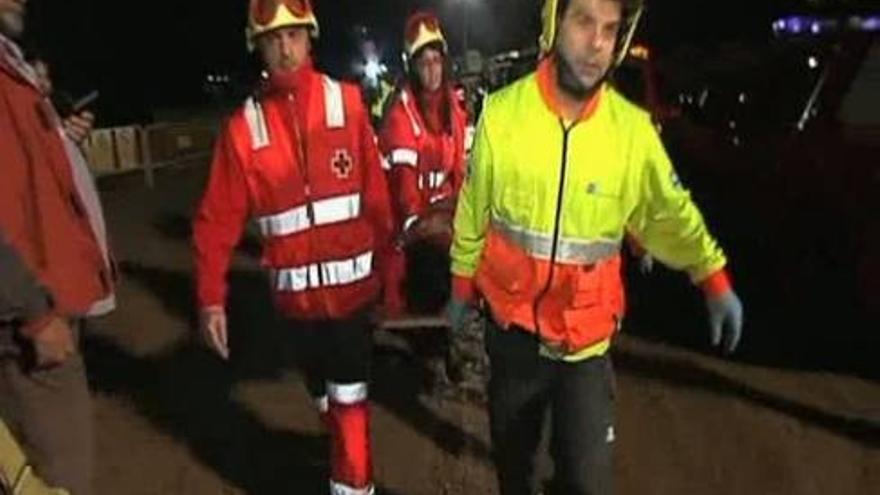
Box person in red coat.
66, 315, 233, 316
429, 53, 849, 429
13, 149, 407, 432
192, 1, 393, 493
1, 1, 119, 493
378, 11, 469, 316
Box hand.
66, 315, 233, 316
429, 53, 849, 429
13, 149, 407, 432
63, 111, 95, 144
706, 290, 744, 354
199, 306, 229, 360
29, 317, 76, 369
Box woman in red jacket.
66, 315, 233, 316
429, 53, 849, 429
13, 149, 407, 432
379, 11, 469, 316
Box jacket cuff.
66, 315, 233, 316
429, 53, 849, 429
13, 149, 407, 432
197, 288, 225, 311
452, 275, 476, 304
402, 214, 420, 233
700, 269, 732, 297
20, 312, 56, 338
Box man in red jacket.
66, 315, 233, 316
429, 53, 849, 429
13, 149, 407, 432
192, 1, 393, 493
0, 0, 116, 493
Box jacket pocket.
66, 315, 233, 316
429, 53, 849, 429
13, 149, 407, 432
571, 264, 602, 308
477, 231, 534, 296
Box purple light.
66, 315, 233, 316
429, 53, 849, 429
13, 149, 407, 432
863, 16, 880, 32
773, 15, 860, 36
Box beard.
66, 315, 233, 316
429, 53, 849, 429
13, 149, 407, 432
0, 11, 24, 39
555, 48, 606, 101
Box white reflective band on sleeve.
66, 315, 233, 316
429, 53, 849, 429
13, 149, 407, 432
423, 171, 447, 190
389, 148, 419, 167
256, 205, 310, 238
244, 97, 270, 149
429, 194, 449, 205
257, 194, 361, 238
312, 193, 361, 227
324, 77, 345, 129
330, 481, 375, 495
327, 382, 368, 405
273, 251, 373, 292
417, 174, 425, 190
402, 214, 419, 233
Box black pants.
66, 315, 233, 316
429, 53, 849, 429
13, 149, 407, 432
284, 309, 373, 400
486, 320, 616, 495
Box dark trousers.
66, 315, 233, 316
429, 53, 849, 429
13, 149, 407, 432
486, 321, 615, 495
284, 309, 375, 489
0, 322, 93, 495
284, 309, 373, 400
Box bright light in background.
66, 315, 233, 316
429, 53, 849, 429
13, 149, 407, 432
364, 59, 385, 82
808, 56, 819, 69
861, 16, 880, 32
774, 15, 879, 36
357, 55, 387, 88
629, 44, 650, 60
698, 88, 709, 109
205, 74, 230, 84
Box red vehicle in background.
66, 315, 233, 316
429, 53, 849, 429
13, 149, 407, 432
622, 21, 878, 372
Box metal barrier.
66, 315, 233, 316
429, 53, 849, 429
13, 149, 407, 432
81, 121, 218, 187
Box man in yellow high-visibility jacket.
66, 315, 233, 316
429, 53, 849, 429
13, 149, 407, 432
448, 0, 744, 493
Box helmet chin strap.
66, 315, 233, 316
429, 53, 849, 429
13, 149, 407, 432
613, 4, 644, 67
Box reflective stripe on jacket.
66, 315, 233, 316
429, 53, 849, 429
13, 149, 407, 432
379, 85, 467, 233
194, 66, 393, 320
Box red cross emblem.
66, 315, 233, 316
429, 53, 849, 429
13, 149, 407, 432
331, 149, 354, 180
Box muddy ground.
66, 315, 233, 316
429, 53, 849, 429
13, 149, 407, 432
83, 164, 879, 494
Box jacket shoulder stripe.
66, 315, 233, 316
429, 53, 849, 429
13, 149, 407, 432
399, 90, 423, 138
243, 97, 270, 150
323, 76, 345, 129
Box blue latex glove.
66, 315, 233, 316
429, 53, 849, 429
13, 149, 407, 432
706, 290, 744, 354
446, 297, 470, 332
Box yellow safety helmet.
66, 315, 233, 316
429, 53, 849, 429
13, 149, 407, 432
246, 0, 320, 51
539, 0, 644, 66
404, 11, 448, 60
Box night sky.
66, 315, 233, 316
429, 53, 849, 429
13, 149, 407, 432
18, 0, 871, 124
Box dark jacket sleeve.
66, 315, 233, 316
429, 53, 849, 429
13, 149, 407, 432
0, 232, 52, 326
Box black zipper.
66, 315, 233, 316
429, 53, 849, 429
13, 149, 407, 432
531, 119, 573, 344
